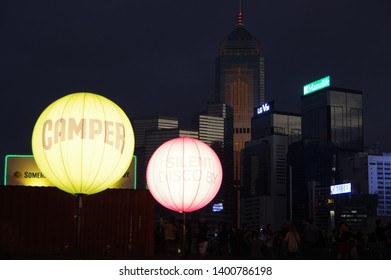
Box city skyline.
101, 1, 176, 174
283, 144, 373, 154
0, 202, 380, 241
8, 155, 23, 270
1, 0, 391, 178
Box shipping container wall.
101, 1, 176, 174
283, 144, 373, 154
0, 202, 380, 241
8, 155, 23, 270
0, 186, 155, 259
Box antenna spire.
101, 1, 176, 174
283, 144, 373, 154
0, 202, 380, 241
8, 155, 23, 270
237, 0, 243, 27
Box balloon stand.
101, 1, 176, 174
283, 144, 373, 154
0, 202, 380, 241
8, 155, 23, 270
182, 212, 186, 257
75, 194, 83, 259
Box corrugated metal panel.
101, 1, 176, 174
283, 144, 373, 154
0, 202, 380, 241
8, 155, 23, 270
79, 189, 156, 258
0, 186, 75, 257
0, 186, 155, 259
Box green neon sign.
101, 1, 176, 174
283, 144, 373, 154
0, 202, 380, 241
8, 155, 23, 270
303, 76, 330, 95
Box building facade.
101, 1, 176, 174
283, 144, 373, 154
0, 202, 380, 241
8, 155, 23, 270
288, 80, 372, 233
215, 12, 264, 227
251, 102, 301, 144
301, 86, 363, 151
241, 135, 289, 230
368, 154, 391, 216
287, 139, 339, 232
241, 107, 301, 230
192, 102, 235, 227
131, 116, 192, 189
215, 12, 265, 189
132, 116, 178, 149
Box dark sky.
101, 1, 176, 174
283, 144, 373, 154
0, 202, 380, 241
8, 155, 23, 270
1, 0, 391, 179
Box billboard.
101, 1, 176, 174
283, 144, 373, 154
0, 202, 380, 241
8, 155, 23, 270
303, 76, 330, 95
4, 154, 137, 189
212, 203, 224, 212
330, 182, 352, 195
254, 101, 274, 116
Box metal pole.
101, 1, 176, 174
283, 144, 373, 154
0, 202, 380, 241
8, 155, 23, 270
183, 212, 186, 257
289, 166, 292, 221
76, 194, 83, 259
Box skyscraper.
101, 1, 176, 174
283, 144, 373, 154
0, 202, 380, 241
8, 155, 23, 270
251, 101, 301, 144
368, 153, 391, 217
289, 77, 366, 231
192, 102, 235, 226
301, 80, 364, 151
131, 116, 183, 189
215, 10, 264, 219
241, 104, 301, 230
132, 116, 179, 149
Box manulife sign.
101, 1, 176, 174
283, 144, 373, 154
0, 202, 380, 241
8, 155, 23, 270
303, 76, 330, 95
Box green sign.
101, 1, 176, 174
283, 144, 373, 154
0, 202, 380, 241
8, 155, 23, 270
303, 76, 330, 95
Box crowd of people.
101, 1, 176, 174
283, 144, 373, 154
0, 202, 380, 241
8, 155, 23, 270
155, 216, 391, 259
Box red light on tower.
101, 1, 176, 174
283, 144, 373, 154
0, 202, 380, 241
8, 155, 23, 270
237, 12, 243, 27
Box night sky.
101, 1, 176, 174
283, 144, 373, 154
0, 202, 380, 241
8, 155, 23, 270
1, 0, 390, 179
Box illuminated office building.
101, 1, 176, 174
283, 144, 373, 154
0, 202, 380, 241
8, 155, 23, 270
301, 79, 363, 151
287, 139, 339, 232
132, 116, 178, 149
251, 101, 301, 144
215, 11, 264, 225
144, 128, 198, 164
192, 102, 235, 227
288, 78, 367, 231
241, 104, 301, 230
368, 154, 391, 217
131, 116, 189, 189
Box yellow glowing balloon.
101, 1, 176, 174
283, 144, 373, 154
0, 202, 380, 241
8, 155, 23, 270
31, 92, 135, 195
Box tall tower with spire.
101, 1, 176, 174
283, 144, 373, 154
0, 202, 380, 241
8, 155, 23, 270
215, 8, 265, 226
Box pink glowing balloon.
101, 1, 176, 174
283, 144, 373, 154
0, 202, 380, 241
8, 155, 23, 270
146, 137, 223, 213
